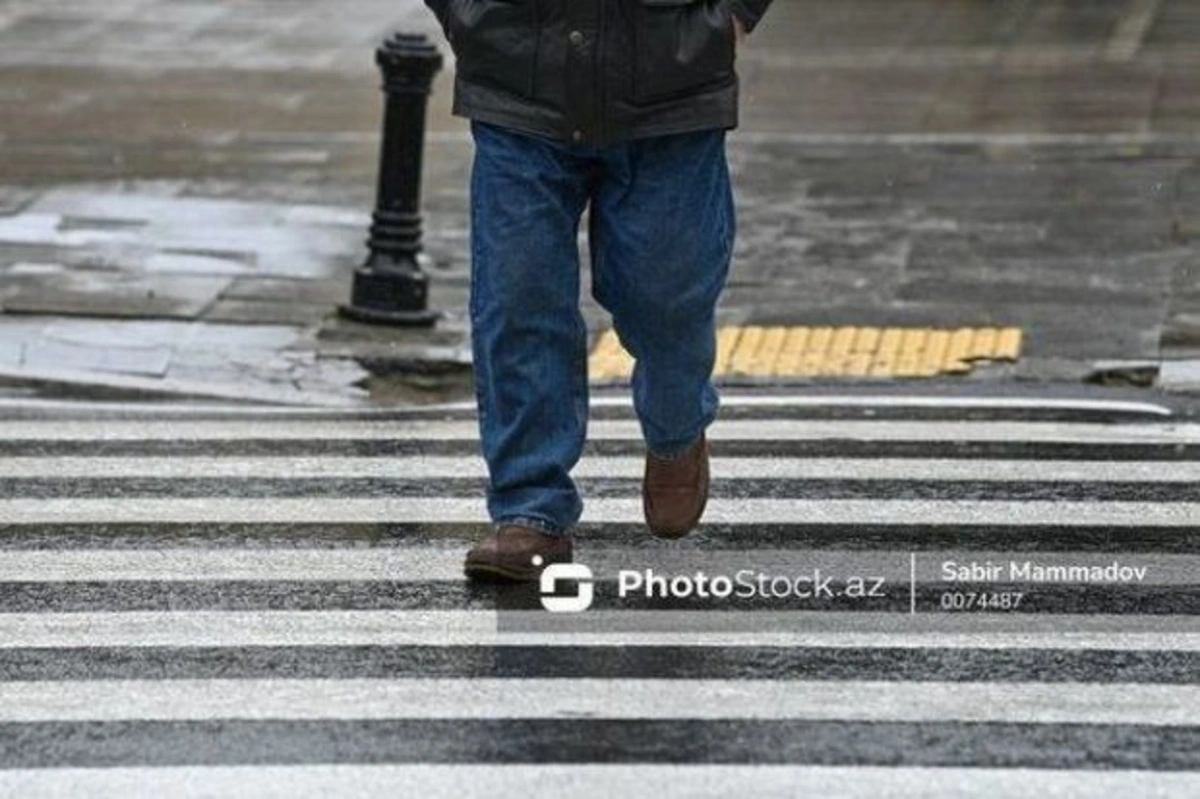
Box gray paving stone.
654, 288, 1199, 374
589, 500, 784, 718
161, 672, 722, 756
0, 188, 36, 216
1145, 0, 1200, 47
906, 242, 1186, 287
14, 189, 365, 281
144, 250, 255, 275
895, 277, 1165, 308
203, 298, 335, 326
1158, 359, 1200, 390
4, 261, 67, 277
177, 321, 312, 353
0, 271, 230, 319
2, 0, 1200, 403
0, 317, 199, 376
23, 335, 172, 377
0, 337, 23, 368
222, 276, 348, 304
1162, 313, 1200, 353
0, 0, 434, 70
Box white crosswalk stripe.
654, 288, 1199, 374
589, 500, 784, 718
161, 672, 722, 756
1, 679, 1195, 724
0, 610, 1195, 649
0, 393, 1196, 797
4, 496, 1198, 525
2, 765, 1197, 799
1, 549, 1196, 584
1, 418, 1197, 441
4, 455, 1200, 481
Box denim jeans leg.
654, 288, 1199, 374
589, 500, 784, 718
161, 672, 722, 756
588, 129, 735, 457
469, 121, 592, 535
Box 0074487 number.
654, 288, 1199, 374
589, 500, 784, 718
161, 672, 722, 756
938, 591, 1024, 611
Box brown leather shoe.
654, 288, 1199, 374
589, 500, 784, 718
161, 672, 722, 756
463, 525, 573, 582
643, 433, 711, 539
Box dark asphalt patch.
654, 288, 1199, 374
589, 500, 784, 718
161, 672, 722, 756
0, 581, 1195, 614
1, 646, 1195, 683
3, 440, 1200, 460
0, 719, 1196, 769
0, 522, 1194, 552
4, 477, 1198, 501
0, 405, 1172, 424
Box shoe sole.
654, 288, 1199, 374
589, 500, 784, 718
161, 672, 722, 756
463, 561, 538, 582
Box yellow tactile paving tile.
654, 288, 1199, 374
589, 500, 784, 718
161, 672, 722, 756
798, 326, 835, 376
588, 326, 1025, 382
918, 330, 952, 377
893, 328, 931, 377
968, 327, 998, 361
994, 327, 1024, 361
843, 327, 880, 377
713, 326, 742, 374
727, 326, 766, 376
869, 328, 904, 377
943, 328, 977, 374
775, 327, 811, 376
824, 327, 857, 375
588, 329, 634, 381
851, 327, 880, 353
754, 326, 789, 375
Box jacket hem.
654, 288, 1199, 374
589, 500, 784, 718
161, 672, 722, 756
452, 77, 738, 147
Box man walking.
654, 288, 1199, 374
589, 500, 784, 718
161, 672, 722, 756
422, 0, 773, 580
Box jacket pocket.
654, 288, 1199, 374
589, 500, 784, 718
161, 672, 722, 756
445, 0, 539, 99
631, 0, 735, 105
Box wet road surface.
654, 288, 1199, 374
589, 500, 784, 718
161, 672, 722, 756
0, 391, 1196, 797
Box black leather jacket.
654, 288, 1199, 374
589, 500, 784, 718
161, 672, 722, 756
424, 0, 773, 147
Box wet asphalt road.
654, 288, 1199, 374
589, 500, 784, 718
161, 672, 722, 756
0, 389, 1197, 798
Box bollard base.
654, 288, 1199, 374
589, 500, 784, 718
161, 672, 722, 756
338, 302, 441, 327
338, 266, 441, 328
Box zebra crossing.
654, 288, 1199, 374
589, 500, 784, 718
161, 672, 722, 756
0, 391, 1197, 797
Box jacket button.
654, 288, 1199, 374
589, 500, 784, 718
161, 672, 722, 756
569, 30, 584, 46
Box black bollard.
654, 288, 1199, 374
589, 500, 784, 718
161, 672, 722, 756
340, 33, 443, 327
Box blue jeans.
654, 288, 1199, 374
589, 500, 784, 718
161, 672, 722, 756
469, 120, 735, 536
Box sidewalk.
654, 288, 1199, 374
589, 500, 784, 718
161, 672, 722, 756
1, 0, 1198, 405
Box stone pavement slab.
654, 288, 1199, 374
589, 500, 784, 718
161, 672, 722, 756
20, 320, 174, 377
0, 186, 369, 325
2, 270, 231, 319
2, 0, 1200, 404
0, 316, 370, 405
1159, 359, 1200, 390
0, 0, 440, 71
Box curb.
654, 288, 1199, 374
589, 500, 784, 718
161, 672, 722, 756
0, 365, 366, 408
